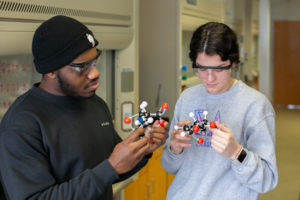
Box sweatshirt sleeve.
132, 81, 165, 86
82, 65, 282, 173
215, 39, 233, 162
160, 96, 186, 174
0, 128, 119, 200
161, 141, 186, 174
231, 108, 278, 193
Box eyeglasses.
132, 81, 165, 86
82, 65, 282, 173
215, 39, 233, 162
69, 49, 102, 74
192, 63, 232, 72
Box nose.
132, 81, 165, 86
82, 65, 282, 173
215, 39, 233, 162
207, 69, 216, 82
87, 66, 100, 80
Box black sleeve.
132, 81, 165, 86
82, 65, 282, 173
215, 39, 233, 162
0, 181, 5, 200
0, 128, 119, 200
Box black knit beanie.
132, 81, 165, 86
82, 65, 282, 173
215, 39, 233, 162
32, 15, 99, 74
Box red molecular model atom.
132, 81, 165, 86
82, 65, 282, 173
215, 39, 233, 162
158, 119, 165, 127
124, 116, 131, 124
210, 121, 216, 128
197, 138, 204, 144
162, 103, 169, 110
193, 125, 200, 133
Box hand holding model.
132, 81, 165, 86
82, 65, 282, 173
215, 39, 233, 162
116, 101, 169, 169
211, 121, 242, 160
170, 119, 241, 159
170, 120, 192, 155
144, 120, 169, 154
112, 111, 169, 174
108, 128, 150, 174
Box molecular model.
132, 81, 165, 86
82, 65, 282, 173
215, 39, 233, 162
124, 101, 169, 130
174, 111, 216, 144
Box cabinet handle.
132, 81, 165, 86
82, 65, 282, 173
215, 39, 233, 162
150, 178, 155, 194
146, 183, 151, 199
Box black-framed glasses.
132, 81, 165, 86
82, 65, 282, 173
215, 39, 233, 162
192, 63, 232, 72
69, 49, 102, 74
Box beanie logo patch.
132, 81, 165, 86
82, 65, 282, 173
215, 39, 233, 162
86, 33, 95, 47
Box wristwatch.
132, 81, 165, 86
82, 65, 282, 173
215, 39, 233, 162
236, 148, 247, 163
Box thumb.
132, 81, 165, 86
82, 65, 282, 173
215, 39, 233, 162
215, 121, 230, 132
178, 120, 191, 126
126, 128, 145, 142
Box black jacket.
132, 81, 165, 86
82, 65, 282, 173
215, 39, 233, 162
0, 83, 150, 200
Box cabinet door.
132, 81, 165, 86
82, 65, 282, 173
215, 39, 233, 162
124, 164, 150, 200
124, 177, 139, 200
147, 146, 167, 200
124, 146, 168, 200
124, 171, 150, 200
167, 173, 175, 188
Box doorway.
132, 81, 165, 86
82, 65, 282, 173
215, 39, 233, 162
273, 21, 300, 106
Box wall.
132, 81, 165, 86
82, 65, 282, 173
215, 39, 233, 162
271, 0, 300, 20
259, 0, 300, 101
139, 0, 181, 120
114, 0, 139, 139
0, 55, 40, 121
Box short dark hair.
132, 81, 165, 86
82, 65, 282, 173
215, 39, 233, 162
189, 22, 240, 65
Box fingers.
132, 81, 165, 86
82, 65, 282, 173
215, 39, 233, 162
170, 133, 191, 154
150, 135, 165, 145
215, 121, 230, 132
170, 129, 192, 152
211, 131, 226, 147
177, 120, 191, 127
126, 128, 146, 143
130, 134, 149, 150
149, 119, 169, 137
163, 120, 169, 128
135, 141, 150, 159
153, 120, 169, 128
151, 127, 168, 140
173, 132, 191, 144
211, 142, 224, 154
151, 122, 168, 134
212, 129, 227, 140
211, 123, 241, 159
123, 128, 150, 154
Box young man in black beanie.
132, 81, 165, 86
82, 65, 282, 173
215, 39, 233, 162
0, 15, 168, 200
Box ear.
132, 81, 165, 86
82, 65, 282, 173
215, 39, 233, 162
231, 62, 239, 71
44, 71, 57, 79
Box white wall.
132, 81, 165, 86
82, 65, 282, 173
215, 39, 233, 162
114, 0, 139, 139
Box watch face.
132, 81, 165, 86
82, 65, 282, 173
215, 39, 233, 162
238, 149, 247, 163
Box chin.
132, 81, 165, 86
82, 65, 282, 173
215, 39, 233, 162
79, 91, 96, 98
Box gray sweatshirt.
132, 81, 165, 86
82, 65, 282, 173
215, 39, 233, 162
161, 81, 278, 200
